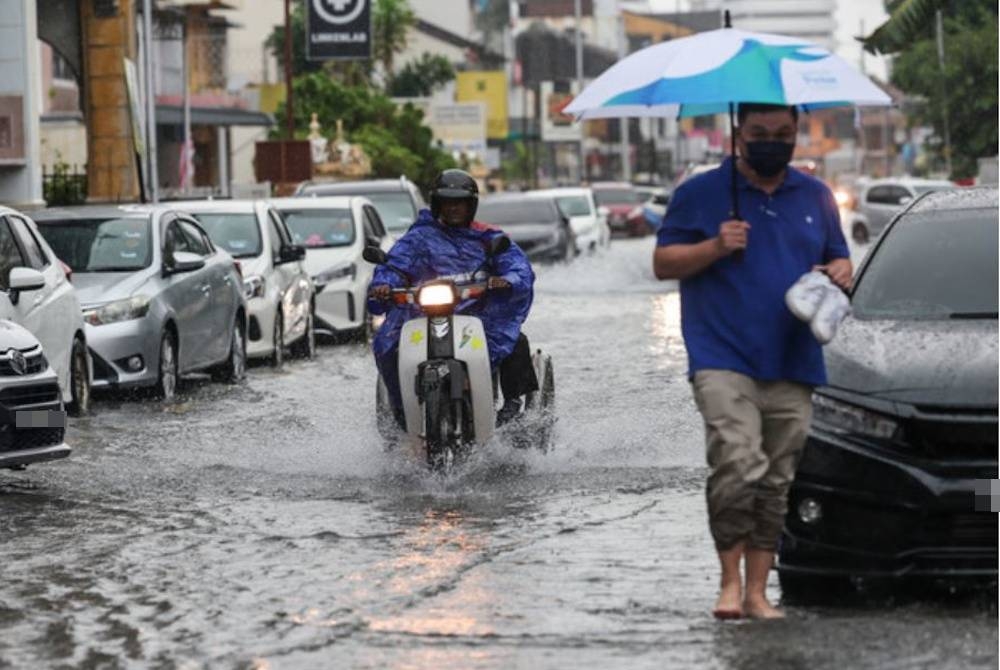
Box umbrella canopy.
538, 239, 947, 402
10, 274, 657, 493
564, 28, 891, 120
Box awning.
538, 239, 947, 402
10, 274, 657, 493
156, 105, 273, 127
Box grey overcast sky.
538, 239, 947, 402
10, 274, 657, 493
645, 0, 891, 80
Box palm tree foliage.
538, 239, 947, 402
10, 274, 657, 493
861, 0, 950, 55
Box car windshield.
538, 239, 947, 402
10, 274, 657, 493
852, 207, 999, 319
37, 217, 152, 272
280, 209, 355, 248
363, 192, 417, 232
555, 196, 591, 217
477, 200, 558, 225
593, 188, 642, 206
190, 213, 261, 258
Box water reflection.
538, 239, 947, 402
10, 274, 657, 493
649, 291, 685, 370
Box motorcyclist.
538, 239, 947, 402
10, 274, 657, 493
368, 169, 538, 428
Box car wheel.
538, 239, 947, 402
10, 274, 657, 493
155, 330, 178, 401
290, 307, 316, 359
852, 221, 870, 244
219, 319, 247, 384
271, 309, 284, 369
67, 337, 90, 417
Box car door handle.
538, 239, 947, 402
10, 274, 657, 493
198, 283, 211, 293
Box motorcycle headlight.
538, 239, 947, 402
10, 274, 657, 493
812, 394, 899, 440
243, 275, 266, 299
417, 284, 456, 308
313, 263, 356, 286
83, 295, 151, 326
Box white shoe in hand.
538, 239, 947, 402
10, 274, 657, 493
785, 271, 834, 322
811, 285, 851, 344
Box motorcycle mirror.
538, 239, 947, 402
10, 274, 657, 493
487, 235, 511, 256
362, 246, 388, 265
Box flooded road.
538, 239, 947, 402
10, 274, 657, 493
2, 238, 996, 669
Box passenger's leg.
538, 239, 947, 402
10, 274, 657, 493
497, 334, 539, 424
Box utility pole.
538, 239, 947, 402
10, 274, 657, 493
935, 10, 953, 177
617, 6, 631, 182
284, 0, 294, 140
142, 0, 159, 202
181, 13, 192, 194
574, 0, 585, 183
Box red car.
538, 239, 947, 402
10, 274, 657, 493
590, 182, 647, 237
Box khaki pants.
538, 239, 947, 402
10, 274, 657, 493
691, 370, 813, 551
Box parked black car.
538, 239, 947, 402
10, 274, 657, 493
477, 195, 575, 263
778, 187, 999, 596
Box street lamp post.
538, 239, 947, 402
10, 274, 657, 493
284, 0, 294, 140
574, 0, 585, 183
142, 0, 159, 202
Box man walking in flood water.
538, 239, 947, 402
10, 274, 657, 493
652, 103, 852, 619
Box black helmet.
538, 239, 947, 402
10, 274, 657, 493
430, 169, 479, 226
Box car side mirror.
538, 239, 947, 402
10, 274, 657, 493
279, 244, 306, 263
166, 251, 205, 275
597, 206, 610, 217
362, 246, 388, 265
487, 235, 511, 256
7, 267, 45, 306
365, 236, 381, 249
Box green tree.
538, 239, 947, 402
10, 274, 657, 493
372, 0, 415, 79
272, 73, 454, 188
864, 1, 997, 178
387, 53, 455, 97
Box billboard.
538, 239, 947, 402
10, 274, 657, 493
307, 0, 372, 61
540, 81, 581, 142
428, 103, 487, 157
455, 71, 509, 140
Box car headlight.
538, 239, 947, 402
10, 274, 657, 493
83, 295, 151, 326
812, 393, 899, 440
243, 275, 266, 299
313, 263, 356, 286
417, 284, 456, 308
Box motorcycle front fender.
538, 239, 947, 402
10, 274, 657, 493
398, 315, 494, 443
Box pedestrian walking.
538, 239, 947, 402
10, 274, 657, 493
653, 103, 852, 619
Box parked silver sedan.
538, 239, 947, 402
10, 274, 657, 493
32, 205, 248, 400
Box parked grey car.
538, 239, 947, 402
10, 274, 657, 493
32, 205, 248, 400
0, 319, 70, 469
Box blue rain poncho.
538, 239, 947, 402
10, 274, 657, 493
368, 209, 535, 406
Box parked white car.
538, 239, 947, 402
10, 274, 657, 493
0, 206, 91, 415
530, 187, 609, 253
848, 177, 955, 243
0, 319, 71, 469
172, 199, 315, 367
269, 196, 392, 339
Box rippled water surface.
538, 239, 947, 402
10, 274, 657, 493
1, 237, 995, 669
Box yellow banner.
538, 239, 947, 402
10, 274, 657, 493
455, 71, 509, 140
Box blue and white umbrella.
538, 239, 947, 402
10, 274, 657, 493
564, 27, 891, 120
564, 24, 891, 221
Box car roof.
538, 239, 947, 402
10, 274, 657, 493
589, 181, 634, 189
29, 204, 162, 222
298, 179, 414, 194
529, 187, 591, 197
269, 195, 360, 209
166, 199, 262, 214
481, 192, 554, 202
908, 186, 997, 213
864, 177, 954, 188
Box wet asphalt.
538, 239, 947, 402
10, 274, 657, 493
1, 237, 996, 669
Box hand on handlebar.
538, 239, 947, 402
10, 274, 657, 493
487, 277, 511, 290
369, 284, 392, 301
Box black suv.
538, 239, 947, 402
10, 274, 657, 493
295, 177, 426, 237
778, 187, 998, 598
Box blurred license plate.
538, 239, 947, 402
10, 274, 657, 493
15, 410, 66, 429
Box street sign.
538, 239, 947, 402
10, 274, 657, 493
306, 0, 372, 61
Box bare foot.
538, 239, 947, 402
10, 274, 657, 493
742, 597, 785, 620
713, 582, 743, 619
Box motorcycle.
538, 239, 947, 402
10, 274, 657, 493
363, 238, 555, 471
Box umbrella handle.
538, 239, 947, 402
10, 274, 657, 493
729, 102, 744, 262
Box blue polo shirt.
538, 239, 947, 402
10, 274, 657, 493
657, 157, 849, 386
